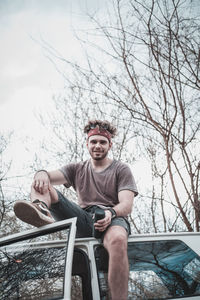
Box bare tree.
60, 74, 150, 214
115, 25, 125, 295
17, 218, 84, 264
34, 0, 200, 232
0, 132, 12, 229
55, 0, 199, 231
0, 132, 31, 237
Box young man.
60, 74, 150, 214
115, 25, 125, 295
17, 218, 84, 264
14, 120, 138, 300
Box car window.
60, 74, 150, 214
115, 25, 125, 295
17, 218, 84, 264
0, 219, 76, 300
94, 239, 200, 300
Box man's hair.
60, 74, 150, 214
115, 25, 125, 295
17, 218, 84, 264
84, 120, 117, 138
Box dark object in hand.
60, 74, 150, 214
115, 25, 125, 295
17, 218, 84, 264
93, 207, 105, 239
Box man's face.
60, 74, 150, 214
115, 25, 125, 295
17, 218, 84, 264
87, 135, 112, 161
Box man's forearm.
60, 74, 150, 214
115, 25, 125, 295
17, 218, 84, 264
112, 200, 133, 217
113, 190, 135, 217
35, 169, 67, 186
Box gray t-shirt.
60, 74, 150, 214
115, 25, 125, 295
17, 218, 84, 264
60, 159, 138, 208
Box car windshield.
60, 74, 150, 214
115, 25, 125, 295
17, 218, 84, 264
95, 239, 200, 300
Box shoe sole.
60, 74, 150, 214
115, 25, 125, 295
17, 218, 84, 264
14, 200, 54, 227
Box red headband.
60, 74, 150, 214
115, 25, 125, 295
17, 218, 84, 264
87, 127, 112, 142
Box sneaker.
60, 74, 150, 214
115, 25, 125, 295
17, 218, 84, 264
14, 199, 55, 227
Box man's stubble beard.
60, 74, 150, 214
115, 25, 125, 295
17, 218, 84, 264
90, 150, 108, 161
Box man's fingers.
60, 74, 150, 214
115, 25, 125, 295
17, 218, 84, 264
33, 180, 40, 191
94, 218, 111, 231
33, 180, 49, 194
97, 215, 110, 224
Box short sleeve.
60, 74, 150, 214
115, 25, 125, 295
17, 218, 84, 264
59, 163, 77, 188
117, 164, 138, 196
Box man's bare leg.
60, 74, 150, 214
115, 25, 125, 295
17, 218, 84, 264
30, 184, 59, 207
103, 226, 129, 300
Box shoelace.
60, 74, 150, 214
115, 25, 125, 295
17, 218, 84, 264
32, 199, 50, 216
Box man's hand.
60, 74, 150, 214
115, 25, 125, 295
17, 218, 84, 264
32, 171, 50, 195
94, 210, 112, 232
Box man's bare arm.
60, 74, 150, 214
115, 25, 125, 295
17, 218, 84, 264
48, 170, 68, 185
33, 170, 68, 194
95, 190, 134, 232
113, 190, 134, 217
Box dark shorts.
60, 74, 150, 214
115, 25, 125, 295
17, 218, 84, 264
50, 190, 131, 239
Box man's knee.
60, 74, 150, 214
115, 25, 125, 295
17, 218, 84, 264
104, 226, 128, 252
48, 186, 59, 203
31, 184, 58, 204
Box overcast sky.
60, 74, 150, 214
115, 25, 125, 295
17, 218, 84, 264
0, 0, 114, 178
0, 0, 106, 133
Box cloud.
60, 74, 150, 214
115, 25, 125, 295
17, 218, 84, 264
0, 0, 107, 134
0, 0, 70, 17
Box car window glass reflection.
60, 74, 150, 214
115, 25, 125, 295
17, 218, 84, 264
0, 229, 70, 300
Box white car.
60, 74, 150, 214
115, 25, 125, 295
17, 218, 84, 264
0, 218, 200, 300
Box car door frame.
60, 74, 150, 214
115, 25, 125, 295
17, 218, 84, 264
0, 218, 77, 300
